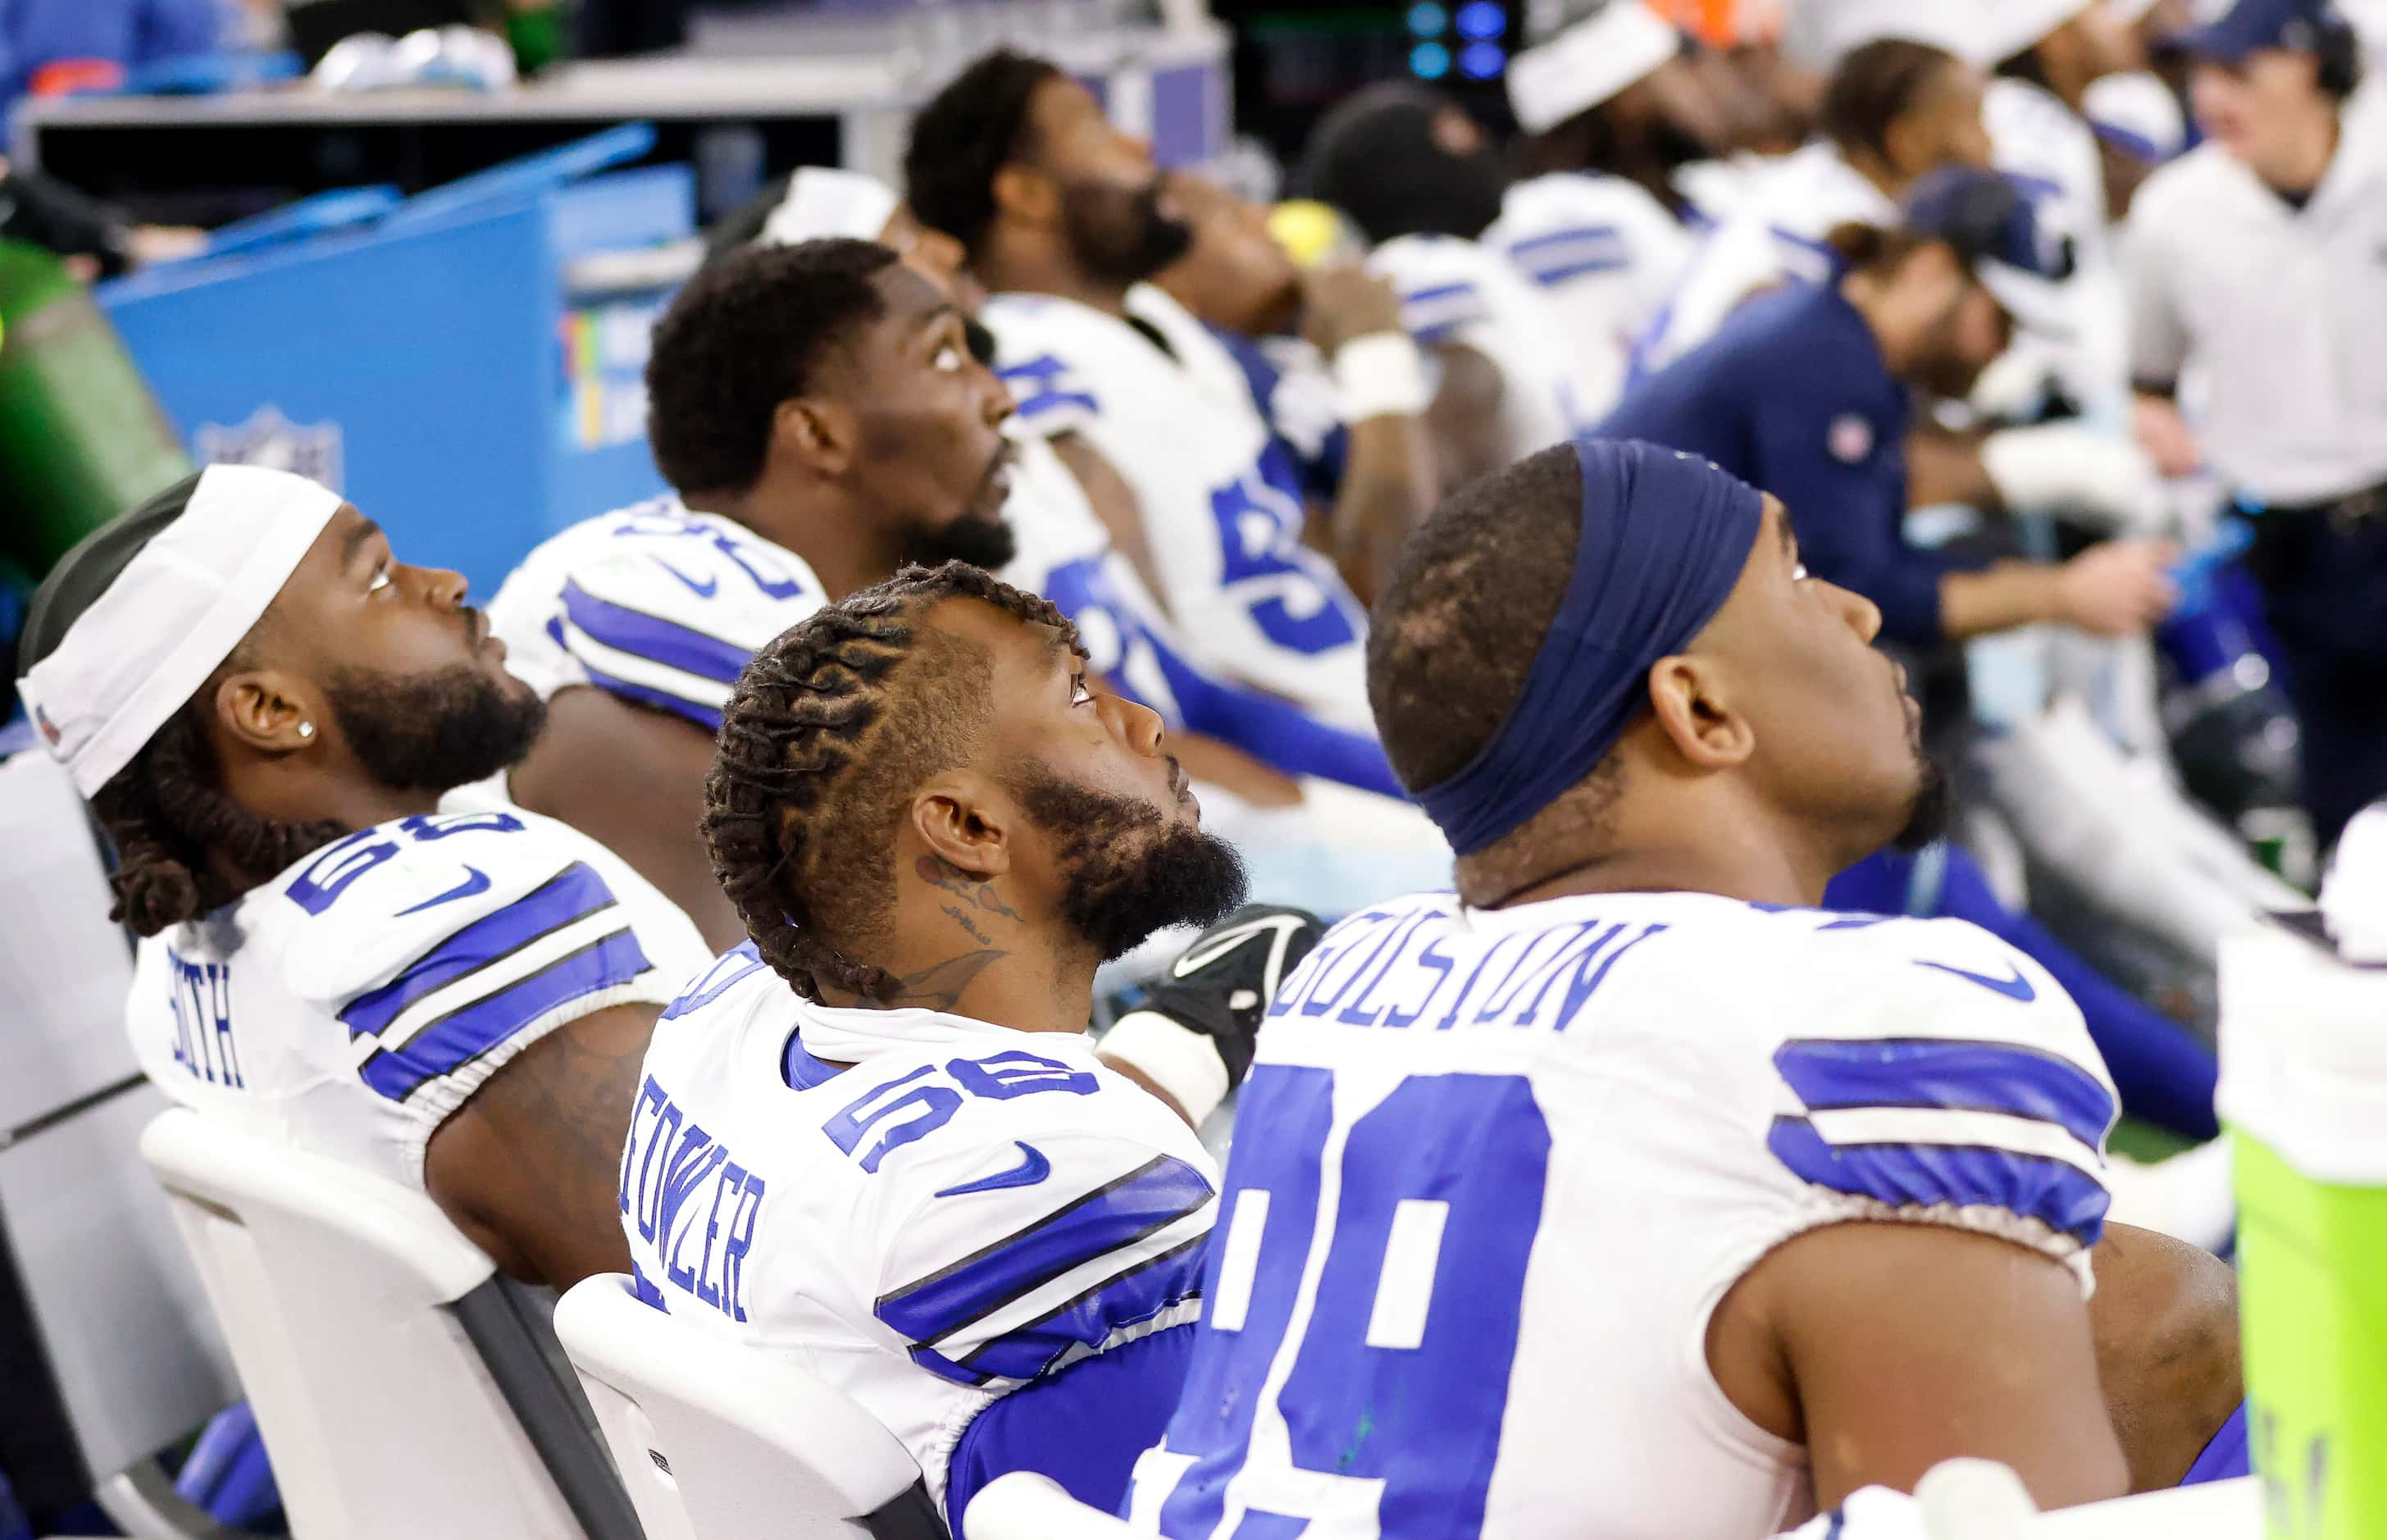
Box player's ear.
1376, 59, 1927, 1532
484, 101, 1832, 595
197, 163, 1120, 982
776, 398, 857, 476
909, 774, 1014, 882
213, 669, 320, 758
991, 162, 1059, 227
1644, 654, 1755, 772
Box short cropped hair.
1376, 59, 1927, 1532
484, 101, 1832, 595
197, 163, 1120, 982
644, 237, 900, 495
904, 48, 1061, 258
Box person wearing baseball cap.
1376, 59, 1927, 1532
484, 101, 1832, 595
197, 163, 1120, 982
2125, 0, 2387, 850
1601, 163, 2176, 650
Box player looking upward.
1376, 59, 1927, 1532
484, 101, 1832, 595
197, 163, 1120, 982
14, 467, 712, 1290
1127, 439, 2239, 1537
622, 562, 1317, 1532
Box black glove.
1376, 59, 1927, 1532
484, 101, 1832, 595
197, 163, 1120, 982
1127, 905, 1325, 1092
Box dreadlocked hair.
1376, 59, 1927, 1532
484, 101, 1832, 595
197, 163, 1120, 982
88, 657, 349, 937
704, 560, 1079, 1004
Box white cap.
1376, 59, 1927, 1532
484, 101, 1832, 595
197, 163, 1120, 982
758, 166, 902, 248
1506, 2, 1683, 136
18, 466, 343, 796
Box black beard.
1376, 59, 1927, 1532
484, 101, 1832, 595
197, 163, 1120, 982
1892, 756, 1952, 854
324, 658, 546, 794
1061, 175, 1194, 286
1008, 761, 1248, 961
901, 510, 1018, 572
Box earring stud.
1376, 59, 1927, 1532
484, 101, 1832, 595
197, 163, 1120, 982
297, 722, 315, 739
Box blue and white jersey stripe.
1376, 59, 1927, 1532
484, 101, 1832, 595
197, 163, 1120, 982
878, 1151, 1214, 1385
1502, 222, 1633, 287
340, 862, 654, 1103
125, 804, 706, 1197
1398, 280, 1489, 346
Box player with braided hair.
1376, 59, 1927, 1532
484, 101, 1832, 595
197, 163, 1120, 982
622, 560, 1317, 1533
17, 467, 712, 1291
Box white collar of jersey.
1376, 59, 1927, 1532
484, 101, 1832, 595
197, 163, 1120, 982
1506, 4, 1679, 136
790, 995, 1100, 1067
20, 465, 341, 797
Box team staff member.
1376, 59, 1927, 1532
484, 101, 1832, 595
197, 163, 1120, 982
2126, 0, 2387, 848
1599, 166, 2178, 649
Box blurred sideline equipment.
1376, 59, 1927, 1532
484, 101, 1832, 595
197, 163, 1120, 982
0, 750, 235, 1531
961, 1461, 2261, 1539
2219, 809, 2387, 1539
139, 1107, 642, 1538
966, 1470, 1136, 1538
0, 243, 190, 585
553, 1273, 944, 1540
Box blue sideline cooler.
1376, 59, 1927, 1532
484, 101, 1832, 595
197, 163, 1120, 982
94, 129, 690, 599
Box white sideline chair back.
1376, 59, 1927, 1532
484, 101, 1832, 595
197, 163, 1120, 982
964, 1472, 1137, 1539
554, 1273, 943, 1540
139, 1107, 594, 1538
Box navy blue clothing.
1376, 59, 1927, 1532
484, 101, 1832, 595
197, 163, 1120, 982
1827, 847, 2221, 1141
945, 1323, 1198, 1535
1597, 281, 1962, 646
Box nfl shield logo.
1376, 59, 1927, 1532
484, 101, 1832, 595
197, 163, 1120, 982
1828, 413, 1874, 464
194, 407, 344, 491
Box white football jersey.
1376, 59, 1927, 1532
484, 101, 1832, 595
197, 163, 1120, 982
1983, 78, 2130, 417
485, 494, 827, 732
128, 804, 711, 1190
1369, 232, 1612, 453
1125, 891, 2116, 1540
1485, 172, 1697, 417
1632, 141, 1894, 381
983, 286, 1371, 729
622, 951, 1222, 1515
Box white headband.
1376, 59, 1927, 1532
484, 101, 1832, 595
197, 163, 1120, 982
759, 167, 903, 248
18, 465, 342, 796
1507, 4, 1683, 136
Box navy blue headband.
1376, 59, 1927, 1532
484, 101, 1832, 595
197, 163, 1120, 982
1415, 436, 1765, 857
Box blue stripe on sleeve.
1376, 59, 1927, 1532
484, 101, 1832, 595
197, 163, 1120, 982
950, 1232, 1208, 1383
1765, 1115, 2110, 1248
1015, 389, 1100, 420
358, 926, 654, 1103
1774, 1037, 2116, 1151
339, 863, 619, 1039
1503, 224, 1622, 258
576, 661, 724, 731
1401, 281, 1478, 308
562, 580, 751, 686
876, 1154, 1214, 1347
1526, 255, 1632, 286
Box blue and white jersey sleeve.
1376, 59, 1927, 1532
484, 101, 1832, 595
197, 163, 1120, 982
1760, 915, 2118, 1292
985, 299, 1106, 440
485, 498, 826, 731
276, 810, 681, 1180
868, 1118, 1219, 1392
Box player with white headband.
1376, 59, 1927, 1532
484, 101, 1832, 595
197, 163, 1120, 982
1486, 2, 1707, 393
13, 466, 713, 1288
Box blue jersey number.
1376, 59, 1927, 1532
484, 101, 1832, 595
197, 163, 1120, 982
285, 811, 525, 916
1207, 451, 1362, 658
1150, 1066, 1549, 1537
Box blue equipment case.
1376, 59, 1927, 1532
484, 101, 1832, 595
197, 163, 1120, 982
97, 128, 687, 599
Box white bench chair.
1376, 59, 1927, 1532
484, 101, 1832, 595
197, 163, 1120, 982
139, 1107, 641, 1538
959, 1465, 2262, 1540
553, 1273, 945, 1540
